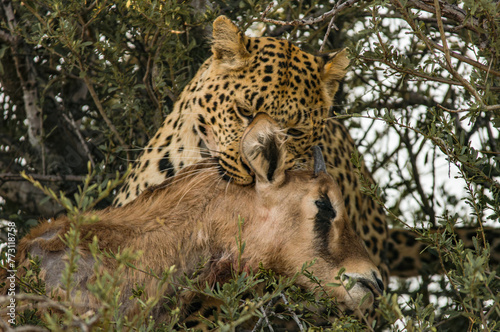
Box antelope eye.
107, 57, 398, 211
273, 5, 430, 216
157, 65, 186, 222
315, 194, 336, 221
287, 128, 305, 137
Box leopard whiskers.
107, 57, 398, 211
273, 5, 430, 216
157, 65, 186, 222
223, 171, 232, 197
175, 168, 219, 207
161, 163, 220, 189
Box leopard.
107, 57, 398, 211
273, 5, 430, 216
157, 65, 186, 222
113, 15, 391, 276
114, 15, 500, 304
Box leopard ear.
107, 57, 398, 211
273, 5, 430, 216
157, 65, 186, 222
212, 16, 250, 69
321, 48, 350, 98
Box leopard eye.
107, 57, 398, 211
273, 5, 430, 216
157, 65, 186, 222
287, 128, 305, 137
236, 107, 253, 120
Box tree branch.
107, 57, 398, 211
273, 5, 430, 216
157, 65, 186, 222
401, 128, 436, 225
62, 112, 95, 168
407, 0, 481, 35
82, 75, 131, 161
2, 0, 46, 171
433, 0, 485, 108
360, 55, 462, 86
428, 40, 500, 79
0, 173, 88, 182
260, 0, 361, 27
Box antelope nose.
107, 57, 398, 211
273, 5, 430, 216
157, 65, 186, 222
347, 270, 385, 296
374, 271, 385, 293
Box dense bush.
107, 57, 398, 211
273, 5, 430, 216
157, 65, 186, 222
0, 0, 499, 330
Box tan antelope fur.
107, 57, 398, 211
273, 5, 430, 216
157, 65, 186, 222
4, 113, 383, 325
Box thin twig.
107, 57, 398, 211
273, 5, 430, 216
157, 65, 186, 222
428, 40, 500, 79
407, 0, 482, 35
260, 0, 361, 27
401, 128, 436, 225
0, 173, 94, 182
390, 0, 436, 52
279, 293, 305, 332
82, 75, 130, 161
319, 14, 339, 53
62, 113, 95, 168
143, 28, 161, 111
360, 56, 462, 86
435, 239, 468, 313
438, 104, 500, 113
433, 0, 485, 108
255, 305, 275, 332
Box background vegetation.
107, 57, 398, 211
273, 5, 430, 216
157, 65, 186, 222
0, 0, 499, 330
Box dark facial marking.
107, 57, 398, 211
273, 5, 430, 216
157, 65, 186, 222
314, 193, 336, 252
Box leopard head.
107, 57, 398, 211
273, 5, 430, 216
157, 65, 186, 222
191, 16, 349, 184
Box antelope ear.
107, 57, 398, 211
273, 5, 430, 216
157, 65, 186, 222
321, 48, 350, 98
212, 16, 250, 69
240, 113, 287, 185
